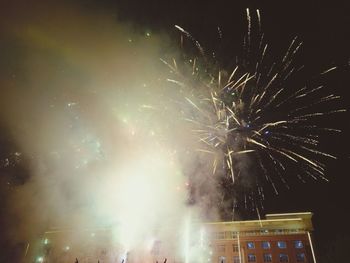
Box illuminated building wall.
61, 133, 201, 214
205, 212, 316, 263
29, 212, 316, 263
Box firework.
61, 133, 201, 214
164, 9, 345, 215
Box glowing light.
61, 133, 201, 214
307, 231, 317, 263
200, 227, 205, 248
166, 9, 343, 212
183, 214, 190, 263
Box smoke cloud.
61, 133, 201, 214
0, 1, 221, 262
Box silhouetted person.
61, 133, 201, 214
75, 259, 78, 263
164, 259, 167, 263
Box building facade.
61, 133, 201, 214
205, 212, 316, 263
29, 212, 317, 263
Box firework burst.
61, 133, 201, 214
163, 9, 345, 217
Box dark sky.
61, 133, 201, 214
0, 0, 349, 262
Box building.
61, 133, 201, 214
29, 212, 317, 263
205, 212, 316, 263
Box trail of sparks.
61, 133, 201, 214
163, 9, 344, 214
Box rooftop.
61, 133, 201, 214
204, 212, 314, 232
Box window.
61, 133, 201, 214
262, 241, 271, 249
218, 232, 225, 239
232, 232, 238, 239
214, 232, 225, 239
277, 241, 287, 249
296, 253, 305, 262
225, 231, 235, 239
247, 242, 255, 249
263, 254, 272, 262
294, 240, 303, 249
219, 256, 226, 263
233, 244, 239, 252
279, 254, 289, 262
233, 256, 240, 263
247, 254, 256, 262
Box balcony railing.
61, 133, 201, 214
211, 229, 306, 240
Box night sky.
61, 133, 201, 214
114, 1, 348, 261
0, 0, 349, 262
